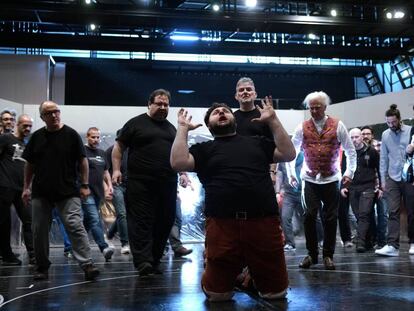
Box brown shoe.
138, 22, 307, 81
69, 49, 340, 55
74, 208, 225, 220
84, 264, 100, 281
299, 255, 317, 269
174, 246, 193, 258
323, 257, 335, 270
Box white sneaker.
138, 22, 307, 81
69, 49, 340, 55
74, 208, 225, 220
409, 244, 414, 255
375, 245, 399, 257
121, 244, 130, 255
343, 241, 353, 248
283, 244, 296, 251
103, 246, 115, 260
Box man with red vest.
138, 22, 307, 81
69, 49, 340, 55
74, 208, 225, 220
289, 91, 356, 270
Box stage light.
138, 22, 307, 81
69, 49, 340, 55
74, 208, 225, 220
386, 12, 393, 19
212, 4, 220, 12
85, 0, 92, 4
330, 9, 337, 17
245, 0, 257, 8
89, 23, 96, 31
308, 33, 317, 40
170, 35, 199, 41
394, 10, 405, 19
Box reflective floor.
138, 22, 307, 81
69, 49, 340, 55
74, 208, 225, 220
1, 239, 414, 310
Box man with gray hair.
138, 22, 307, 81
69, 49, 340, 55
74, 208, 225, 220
289, 91, 356, 270
22, 100, 99, 281
0, 109, 17, 134
341, 128, 381, 253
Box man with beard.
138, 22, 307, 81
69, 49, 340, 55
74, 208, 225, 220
170, 100, 295, 301
376, 104, 414, 256
0, 114, 35, 265
0, 109, 16, 134
340, 128, 381, 253
112, 89, 190, 276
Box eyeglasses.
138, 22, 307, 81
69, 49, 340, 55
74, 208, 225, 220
41, 109, 61, 117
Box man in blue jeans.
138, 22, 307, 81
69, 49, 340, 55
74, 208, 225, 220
105, 139, 130, 254
82, 127, 114, 261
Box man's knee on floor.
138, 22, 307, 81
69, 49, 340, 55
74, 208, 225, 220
202, 286, 233, 302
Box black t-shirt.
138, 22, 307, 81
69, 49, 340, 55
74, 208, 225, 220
85, 145, 108, 201
117, 113, 177, 181
189, 134, 278, 218
105, 145, 128, 184
0, 134, 26, 190
22, 125, 86, 201
234, 108, 273, 140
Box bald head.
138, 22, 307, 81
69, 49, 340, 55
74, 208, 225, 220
39, 100, 62, 131
15, 114, 33, 139
349, 128, 363, 149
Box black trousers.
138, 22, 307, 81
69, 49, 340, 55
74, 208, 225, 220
126, 178, 177, 268
303, 181, 339, 259
0, 186, 34, 258
338, 194, 352, 243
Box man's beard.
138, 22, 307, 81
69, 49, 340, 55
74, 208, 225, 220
390, 125, 401, 132
209, 120, 237, 136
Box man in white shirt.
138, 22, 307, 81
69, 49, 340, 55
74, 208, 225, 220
288, 91, 356, 270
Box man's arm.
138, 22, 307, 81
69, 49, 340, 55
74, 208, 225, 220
337, 121, 356, 187
379, 133, 388, 191
287, 125, 303, 187
103, 169, 113, 195
79, 157, 90, 199
170, 109, 201, 172
111, 141, 124, 184
252, 96, 295, 163
22, 162, 34, 206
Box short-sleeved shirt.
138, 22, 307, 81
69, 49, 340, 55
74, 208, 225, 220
234, 109, 273, 140
0, 133, 26, 190
22, 125, 86, 201
117, 113, 177, 182
85, 145, 108, 200
189, 134, 278, 218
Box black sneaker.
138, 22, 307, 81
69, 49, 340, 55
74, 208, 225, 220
137, 262, 153, 277
84, 264, 100, 281
33, 270, 48, 280
2, 256, 22, 266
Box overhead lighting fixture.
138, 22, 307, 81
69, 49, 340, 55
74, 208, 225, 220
85, 0, 92, 4
394, 10, 405, 19
89, 23, 97, 31
386, 11, 393, 19
245, 0, 257, 8
170, 35, 199, 41
330, 9, 337, 17
212, 4, 220, 12
308, 33, 317, 40
177, 90, 195, 94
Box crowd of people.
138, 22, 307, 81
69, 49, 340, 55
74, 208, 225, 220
1, 77, 414, 302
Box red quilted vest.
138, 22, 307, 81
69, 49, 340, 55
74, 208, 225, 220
302, 117, 341, 178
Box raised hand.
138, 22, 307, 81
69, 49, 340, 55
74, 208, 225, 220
251, 96, 276, 123
177, 108, 202, 131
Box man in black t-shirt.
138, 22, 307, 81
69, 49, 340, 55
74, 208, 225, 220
82, 127, 114, 261
112, 89, 190, 276
0, 114, 35, 266
171, 101, 295, 302
22, 101, 99, 281
233, 77, 273, 139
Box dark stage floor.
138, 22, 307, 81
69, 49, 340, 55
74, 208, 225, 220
1, 239, 414, 311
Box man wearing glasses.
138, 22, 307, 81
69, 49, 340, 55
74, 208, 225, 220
22, 101, 99, 281
0, 109, 16, 134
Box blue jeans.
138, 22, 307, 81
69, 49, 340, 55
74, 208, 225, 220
52, 209, 72, 252
108, 184, 129, 246
81, 195, 108, 252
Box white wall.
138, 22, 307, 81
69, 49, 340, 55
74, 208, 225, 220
0, 98, 23, 116
4, 87, 414, 134
0, 55, 51, 106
